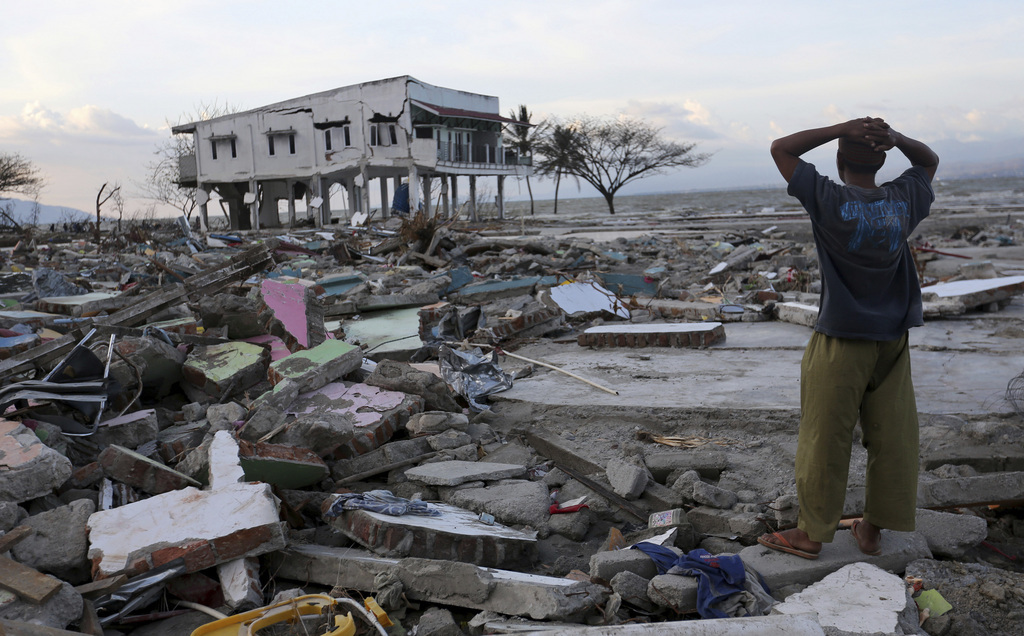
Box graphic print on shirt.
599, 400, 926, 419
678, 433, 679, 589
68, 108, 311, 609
839, 199, 908, 253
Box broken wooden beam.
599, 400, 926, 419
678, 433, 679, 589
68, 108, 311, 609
0, 555, 63, 604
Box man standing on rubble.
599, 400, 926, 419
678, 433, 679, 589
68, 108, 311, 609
758, 117, 939, 559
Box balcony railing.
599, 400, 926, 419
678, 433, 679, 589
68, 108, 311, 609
436, 142, 532, 167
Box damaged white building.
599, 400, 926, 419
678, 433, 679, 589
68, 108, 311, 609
172, 76, 531, 230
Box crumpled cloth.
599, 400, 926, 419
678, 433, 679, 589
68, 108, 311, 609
324, 490, 440, 518
632, 543, 774, 619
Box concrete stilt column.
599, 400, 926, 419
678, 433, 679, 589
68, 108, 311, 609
286, 179, 296, 228
422, 175, 432, 215
451, 177, 459, 216
408, 166, 419, 214
311, 176, 322, 228
347, 178, 358, 215
322, 178, 332, 225
360, 167, 371, 220
249, 179, 260, 231
469, 175, 477, 222
379, 176, 389, 219
497, 175, 505, 220
441, 176, 450, 218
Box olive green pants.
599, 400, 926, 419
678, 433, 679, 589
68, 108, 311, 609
796, 331, 919, 542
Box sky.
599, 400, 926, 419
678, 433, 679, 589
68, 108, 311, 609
1, 0, 1023, 217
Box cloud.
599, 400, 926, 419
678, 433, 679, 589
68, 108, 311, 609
618, 100, 722, 141
0, 102, 157, 144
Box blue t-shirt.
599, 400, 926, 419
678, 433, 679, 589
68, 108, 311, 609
788, 160, 934, 340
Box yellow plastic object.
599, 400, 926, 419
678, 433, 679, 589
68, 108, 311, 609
914, 589, 953, 617
190, 594, 355, 636
364, 596, 393, 627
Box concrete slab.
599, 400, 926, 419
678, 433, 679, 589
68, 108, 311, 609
0, 334, 39, 359
341, 307, 423, 358
507, 614, 826, 635
182, 341, 270, 399
267, 339, 362, 391
86, 482, 286, 578
237, 440, 328, 489
774, 302, 819, 328
244, 334, 290, 362
494, 320, 1019, 417
35, 291, 119, 316
325, 499, 537, 568
405, 460, 528, 486
922, 275, 1024, 308
266, 544, 607, 622
772, 562, 910, 635
259, 276, 326, 350
579, 322, 725, 348
738, 530, 931, 590
0, 309, 63, 331
548, 282, 630, 319
284, 381, 423, 458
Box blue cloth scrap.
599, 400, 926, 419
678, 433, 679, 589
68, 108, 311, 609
632, 543, 763, 619
324, 490, 440, 518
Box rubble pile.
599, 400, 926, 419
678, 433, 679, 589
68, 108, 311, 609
0, 210, 1022, 635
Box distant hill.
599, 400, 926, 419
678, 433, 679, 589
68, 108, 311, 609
0, 198, 95, 227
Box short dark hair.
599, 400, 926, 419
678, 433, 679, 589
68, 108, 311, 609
839, 139, 885, 174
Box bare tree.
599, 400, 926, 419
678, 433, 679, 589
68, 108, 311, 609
0, 153, 43, 196
556, 116, 711, 215
95, 182, 120, 244
137, 101, 239, 222
112, 187, 126, 233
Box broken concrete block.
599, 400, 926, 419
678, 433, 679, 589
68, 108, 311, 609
0, 334, 39, 360
414, 606, 463, 636
0, 580, 83, 631
405, 460, 527, 487
87, 482, 286, 578
646, 451, 728, 482
207, 402, 248, 428
740, 530, 931, 591
0, 503, 26, 533
10, 499, 94, 584
267, 339, 362, 392
208, 430, 246, 489
324, 498, 537, 568
915, 508, 988, 559
610, 571, 656, 612
217, 557, 263, 611
113, 336, 186, 399
92, 409, 160, 450
182, 341, 271, 399
774, 301, 819, 328
547, 281, 631, 319
446, 481, 551, 529
547, 508, 592, 542
407, 411, 470, 436
773, 562, 911, 635
342, 307, 425, 360
98, 444, 202, 495
244, 334, 291, 363
589, 549, 658, 582
259, 277, 327, 350
690, 480, 739, 509
918, 471, 1024, 508
579, 321, 725, 348
365, 358, 461, 412
285, 381, 422, 458
427, 429, 473, 451
266, 544, 607, 622
0, 420, 72, 504
198, 294, 266, 339
238, 439, 328, 489
686, 507, 763, 541
647, 573, 697, 614
606, 458, 649, 500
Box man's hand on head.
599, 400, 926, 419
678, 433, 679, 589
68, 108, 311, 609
862, 118, 897, 153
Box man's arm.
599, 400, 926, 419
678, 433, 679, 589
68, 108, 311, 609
770, 118, 876, 183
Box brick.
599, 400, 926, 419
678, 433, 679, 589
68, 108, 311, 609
98, 445, 201, 495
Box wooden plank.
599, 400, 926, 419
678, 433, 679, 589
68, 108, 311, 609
0, 525, 33, 553
0, 555, 62, 604
73, 573, 127, 600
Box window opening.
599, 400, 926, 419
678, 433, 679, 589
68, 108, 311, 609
210, 140, 218, 160
268, 136, 276, 156
288, 134, 296, 155
324, 130, 332, 151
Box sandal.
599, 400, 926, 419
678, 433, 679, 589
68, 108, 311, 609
757, 531, 820, 560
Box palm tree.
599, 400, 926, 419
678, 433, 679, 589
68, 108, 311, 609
534, 123, 581, 215
504, 105, 541, 215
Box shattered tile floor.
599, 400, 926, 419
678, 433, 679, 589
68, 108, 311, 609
0, 200, 1023, 635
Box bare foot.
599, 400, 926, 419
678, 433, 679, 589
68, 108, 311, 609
851, 519, 882, 555
757, 528, 822, 559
